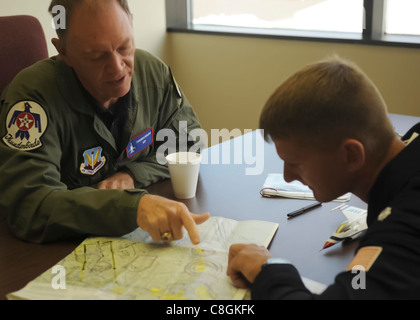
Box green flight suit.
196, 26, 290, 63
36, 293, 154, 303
0, 49, 202, 243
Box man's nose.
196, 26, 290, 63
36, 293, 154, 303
106, 52, 125, 74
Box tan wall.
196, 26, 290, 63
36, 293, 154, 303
165, 32, 420, 136
2, 0, 419, 137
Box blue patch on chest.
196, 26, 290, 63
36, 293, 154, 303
126, 127, 153, 158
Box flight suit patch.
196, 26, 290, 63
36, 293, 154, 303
126, 127, 153, 158
346, 246, 383, 272
3, 100, 48, 151
80, 146, 106, 175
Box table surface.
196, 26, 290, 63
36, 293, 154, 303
1, 113, 419, 300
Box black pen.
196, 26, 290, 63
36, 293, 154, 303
287, 202, 322, 219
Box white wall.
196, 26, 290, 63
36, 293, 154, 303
129, 0, 167, 58
0, 0, 167, 58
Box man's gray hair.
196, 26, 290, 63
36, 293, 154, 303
49, 0, 132, 39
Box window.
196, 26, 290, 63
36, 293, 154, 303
192, 0, 364, 34
385, 0, 420, 36
166, 0, 420, 48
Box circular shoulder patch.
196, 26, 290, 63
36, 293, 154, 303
2, 101, 48, 151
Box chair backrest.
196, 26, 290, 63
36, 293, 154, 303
0, 15, 49, 95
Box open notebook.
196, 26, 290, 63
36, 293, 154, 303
261, 173, 351, 202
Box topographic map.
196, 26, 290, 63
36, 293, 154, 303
8, 216, 278, 300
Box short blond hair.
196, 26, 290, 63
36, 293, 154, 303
260, 57, 395, 160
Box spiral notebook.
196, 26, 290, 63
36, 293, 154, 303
260, 173, 351, 202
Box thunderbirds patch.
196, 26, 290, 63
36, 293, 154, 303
3, 101, 48, 151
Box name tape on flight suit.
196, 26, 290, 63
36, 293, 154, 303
3, 101, 48, 151
126, 127, 153, 158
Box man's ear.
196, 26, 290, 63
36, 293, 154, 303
51, 38, 71, 66
341, 139, 366, 172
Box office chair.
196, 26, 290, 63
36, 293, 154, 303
0, 15, 49, 95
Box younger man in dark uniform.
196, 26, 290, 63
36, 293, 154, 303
227, 58, 420, 299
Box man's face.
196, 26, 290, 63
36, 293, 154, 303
274, 138, 354, 203
60, 1, 135, 107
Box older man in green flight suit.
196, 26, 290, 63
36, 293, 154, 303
0, 0, 209, 244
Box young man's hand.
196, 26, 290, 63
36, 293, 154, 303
227, 244, 272, 288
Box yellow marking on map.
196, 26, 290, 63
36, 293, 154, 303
150, 287, 187, 300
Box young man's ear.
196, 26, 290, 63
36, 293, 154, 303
341, 139, 366, 172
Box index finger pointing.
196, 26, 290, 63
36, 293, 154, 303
180, 211, 210, 245
193, 212, 210, 225
180, 211, 200, 245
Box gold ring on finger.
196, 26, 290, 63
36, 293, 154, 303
161, 232, 172, 242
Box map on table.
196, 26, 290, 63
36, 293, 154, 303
8, 216, 278, 300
